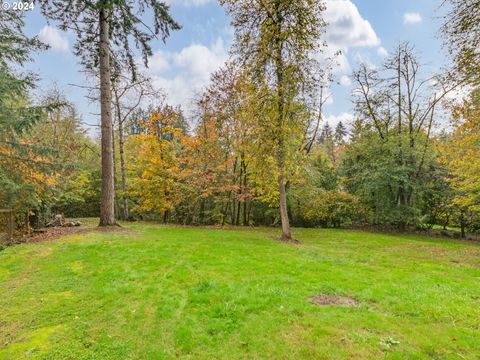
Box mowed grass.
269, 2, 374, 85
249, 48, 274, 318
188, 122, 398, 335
0, 224, 479, 359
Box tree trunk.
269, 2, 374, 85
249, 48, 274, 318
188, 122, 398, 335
274, 4, 292, 241
275, 77, 291, 240
115, 88, 129, 221
199, 197, 205, 225
460, 210, 466, 239
443, 214, 450, 231
112, 123, 119, 220
98, 8, 116, 226
242, 161, 248, 226
231, 158, 238, 225
278, 174, 291, 240
235, 159, 243, 226
118, 119, 129, 220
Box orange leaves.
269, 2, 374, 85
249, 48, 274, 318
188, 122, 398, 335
126, 133, 180, 215
124, 106, 186, 216
139, 106, 183, 138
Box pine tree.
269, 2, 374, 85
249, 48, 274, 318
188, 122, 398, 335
319, 123, 332, 144
334, 121, 347, 145
37, 0, 180, 226
0, 11, 51, 212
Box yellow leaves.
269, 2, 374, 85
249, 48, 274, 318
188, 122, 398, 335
140, 106, 184, 138
441, 94, 480, 212
125, 132, 180, 215
0, 142, 57, 189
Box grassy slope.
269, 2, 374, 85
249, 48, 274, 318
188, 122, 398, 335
0, 224, 479, 359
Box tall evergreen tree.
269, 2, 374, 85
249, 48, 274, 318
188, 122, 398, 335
319, 122, 335, 162
37, 0, 180, 226
0, 10, 50, 212
319, 122, 332, 144
334, 121, 347, 145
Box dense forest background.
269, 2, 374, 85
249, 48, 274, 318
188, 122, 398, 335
0, 0, 478, 238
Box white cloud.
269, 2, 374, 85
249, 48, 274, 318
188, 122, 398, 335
339, 75, 352, 87
324, 112, 355, 128
353, 51, 377, 70
144, 1, 381, 113
148, 52, 171, 73
321, 0, 381, 83
38, 26, 69, 53
324, 0, 380, 49
377, 46, 388, 58
404, 12, 422, 24
144, 38, 228, 111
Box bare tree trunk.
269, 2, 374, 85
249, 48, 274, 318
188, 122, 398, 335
221, 200, 230, 226
396, 46, 406, 209
231, 157, 238, 225
99, 8, 116, 226
113, 85, 130, 221
118, 117, 129, 220
242, 160, 248, 226
112, 123, 119, 220
235, 159, 243, 226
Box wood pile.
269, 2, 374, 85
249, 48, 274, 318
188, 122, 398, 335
46, 214, 81, 228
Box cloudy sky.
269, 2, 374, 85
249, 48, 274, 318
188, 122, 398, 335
24, 0, 447, 132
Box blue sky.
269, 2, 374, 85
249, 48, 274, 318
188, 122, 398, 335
22, 0, 448, 134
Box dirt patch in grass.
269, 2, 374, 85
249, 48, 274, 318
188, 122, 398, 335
310, 294, 359, 307
267, 234, 301, 244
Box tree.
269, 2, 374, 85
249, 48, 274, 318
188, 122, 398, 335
440, 1, 480, 235
345, 43, 454, 227
289, 148, 343, 226
318, 122, 336, 162
38, 0, 180, 226
180, 112, 233, 225
219, 0, 326, 240
319, 123, 332, 144
126, 107, 183, 219
441, 0, 480, 86
0, 9, 52, 222
28, 90, 101, 222
0, 9, 45, 68
334, 121, 347, 145
111, 72, 162, 220
196, 64, 255, 226
303, 55, 337, 155
441, 90, 480, 236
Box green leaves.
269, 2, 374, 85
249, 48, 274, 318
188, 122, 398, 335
0, 10, 46, 68
441, 0, 480, 86
37, 0, 180, 79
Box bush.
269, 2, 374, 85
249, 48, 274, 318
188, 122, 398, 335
294, 190, 366, 228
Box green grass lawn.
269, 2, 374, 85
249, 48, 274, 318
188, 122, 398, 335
1, 224, 479, 359
431, 224, 462, 232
